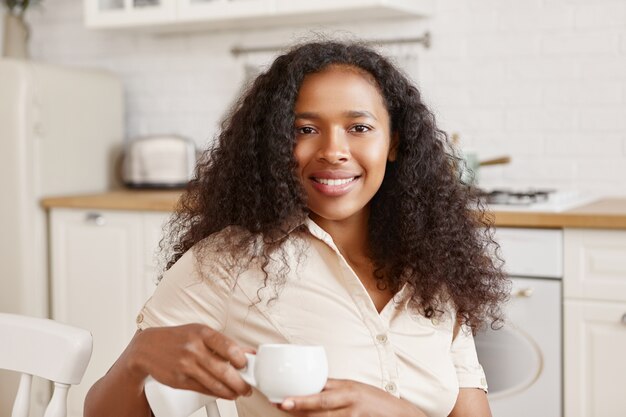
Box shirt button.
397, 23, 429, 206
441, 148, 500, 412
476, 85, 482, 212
384, 382, 397, 394
136, 313, 144, 324
375, 334, 388, 344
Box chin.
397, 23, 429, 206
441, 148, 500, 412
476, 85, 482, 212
308, 205, 364, 222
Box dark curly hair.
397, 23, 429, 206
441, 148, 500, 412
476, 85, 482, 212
163, 40, 509, 332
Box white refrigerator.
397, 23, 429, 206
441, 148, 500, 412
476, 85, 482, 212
0, 59, 123, 416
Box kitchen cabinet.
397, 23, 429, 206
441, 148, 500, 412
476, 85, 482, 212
50, 208, 169, 417
564, 229, 626, 302
84, 0, 177, 28
84, 0, 434, 31
563, 229, 626, 417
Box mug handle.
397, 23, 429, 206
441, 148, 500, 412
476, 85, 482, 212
238, 352, 257, 387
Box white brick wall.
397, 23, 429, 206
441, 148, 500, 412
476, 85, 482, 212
20, 0, 626, 194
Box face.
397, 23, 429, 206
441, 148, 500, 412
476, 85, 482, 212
293, 65, 396, 224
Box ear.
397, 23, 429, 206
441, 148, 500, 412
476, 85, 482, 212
388, 132, 399, 162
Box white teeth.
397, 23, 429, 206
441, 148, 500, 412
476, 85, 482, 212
315, 177, 356, 186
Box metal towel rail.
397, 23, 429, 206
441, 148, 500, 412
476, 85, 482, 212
230, 31, 431, 57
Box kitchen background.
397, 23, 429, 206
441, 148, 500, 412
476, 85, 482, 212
2, 1, 626, 417
5, 0, 626, 194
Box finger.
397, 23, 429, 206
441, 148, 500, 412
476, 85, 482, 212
150, 365, 238, 400
322, 379, 344, 390
280, 390, 349, 412
199, 327, 247, 368
179, 375, 238, 399
197, 349, 252, 396
185, 363, 240, 400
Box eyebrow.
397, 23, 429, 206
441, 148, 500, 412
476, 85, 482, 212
295, 110, 378, 121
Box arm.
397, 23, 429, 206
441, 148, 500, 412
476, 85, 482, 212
449, 320, 491, 417
84, 331, 152, 417
84, 325, 251, 417
447, 388, 492, 417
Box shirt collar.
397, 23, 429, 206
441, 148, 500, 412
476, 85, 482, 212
302, 215, 411, 309
303, 216, 342, 253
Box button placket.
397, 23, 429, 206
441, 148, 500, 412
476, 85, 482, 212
384, 381, 397, 394
306, 219, 402, 397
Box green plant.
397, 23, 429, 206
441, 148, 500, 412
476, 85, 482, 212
3, 0, 42, 17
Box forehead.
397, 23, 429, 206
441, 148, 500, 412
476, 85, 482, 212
295, 65, 387, 113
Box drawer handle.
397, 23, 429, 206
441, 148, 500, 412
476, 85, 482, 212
513, 287, 534, 298
622, 314, 626, 326
85, 212, 106, 226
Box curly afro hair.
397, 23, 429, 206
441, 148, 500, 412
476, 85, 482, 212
163, 40, 509, 332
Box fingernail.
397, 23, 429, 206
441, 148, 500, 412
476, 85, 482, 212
281, 400, 295, 410
228, 346, 242, 357
245, 389, 253, 397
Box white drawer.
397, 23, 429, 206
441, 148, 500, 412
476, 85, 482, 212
494, 228, 563, 278
564, 229, 626, 302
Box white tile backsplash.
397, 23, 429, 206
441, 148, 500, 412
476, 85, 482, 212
24, 0, 626, 195
542, 31, 618, 55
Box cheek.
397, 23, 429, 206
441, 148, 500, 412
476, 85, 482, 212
361, 142, 391, 175
293, 142, 313, 175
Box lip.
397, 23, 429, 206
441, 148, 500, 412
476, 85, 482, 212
309, 176, 360, 197
309, 170, 362, 180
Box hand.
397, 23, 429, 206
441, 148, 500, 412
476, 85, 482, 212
277, 379, 427, 417
126, 324, 253, 400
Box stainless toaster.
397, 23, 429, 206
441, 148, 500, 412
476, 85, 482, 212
122, 135, 197, 189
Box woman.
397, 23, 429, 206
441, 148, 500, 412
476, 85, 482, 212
85, 40, 508, 417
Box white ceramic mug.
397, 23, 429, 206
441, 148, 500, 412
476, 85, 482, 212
145, 344, 328, 417
240, 344, 328, 402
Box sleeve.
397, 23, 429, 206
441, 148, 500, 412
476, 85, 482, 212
135, 246, 235, 332
450, 326, 489, 393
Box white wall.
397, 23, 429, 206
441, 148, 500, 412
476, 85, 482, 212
25, 0, 626, 194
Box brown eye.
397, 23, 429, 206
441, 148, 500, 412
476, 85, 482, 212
296, 126, 316, 135
350, 124, 372, 133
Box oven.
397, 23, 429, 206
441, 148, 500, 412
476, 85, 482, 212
475, 226, 563, 417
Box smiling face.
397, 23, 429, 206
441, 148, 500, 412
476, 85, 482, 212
293, 65, 396, 225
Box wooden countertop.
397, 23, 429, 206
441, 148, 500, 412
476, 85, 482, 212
41, 191, 626, 230
491, 198, 626, 229
41, 190, 183, 212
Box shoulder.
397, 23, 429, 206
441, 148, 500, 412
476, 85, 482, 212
159, 226, 256, 287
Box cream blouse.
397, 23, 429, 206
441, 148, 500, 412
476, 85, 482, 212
137, 217, 488, 417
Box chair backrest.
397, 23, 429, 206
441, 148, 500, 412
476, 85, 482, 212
0, 313, 92, 417
144, 377, 223, 417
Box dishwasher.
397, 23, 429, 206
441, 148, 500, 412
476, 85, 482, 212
475, 227, 563, 417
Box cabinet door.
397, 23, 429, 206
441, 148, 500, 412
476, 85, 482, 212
84, 0, 177, 28
564, 300, 626, 417
564, 229, 626, 302
273, 0, 435, 22
50, 208, 143, 417
139, 212, 171, 306
177, 0, 270, 23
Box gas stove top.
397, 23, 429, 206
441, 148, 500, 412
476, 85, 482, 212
479, 189, 599, 212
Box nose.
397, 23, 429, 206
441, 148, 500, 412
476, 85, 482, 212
316, 128, 350, 164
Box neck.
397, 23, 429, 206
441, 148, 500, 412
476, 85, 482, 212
309, 208, 371, 263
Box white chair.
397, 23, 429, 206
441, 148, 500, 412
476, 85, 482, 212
0, 313, 92, 417
144, 377, 225, 417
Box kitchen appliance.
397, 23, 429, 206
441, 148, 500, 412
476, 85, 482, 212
475, 227, 563, 417
0, 58, 123, 414
121, 135, 197, 189
479, 188, 599, 212
450, 133, 511, 185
